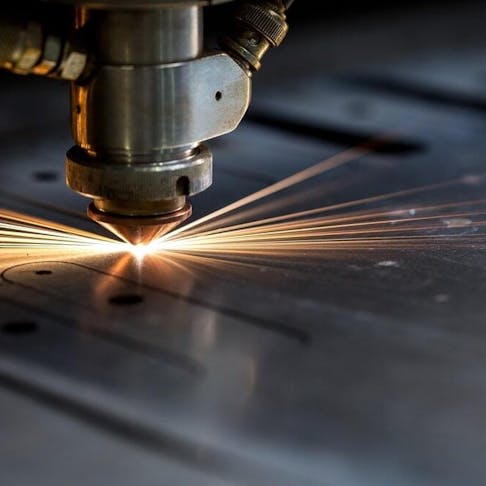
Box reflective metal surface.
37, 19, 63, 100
54, 0, 232, 6
3, 3, 486, 484
70, 53, 250, 156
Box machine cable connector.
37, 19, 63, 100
220, 0, 294, 73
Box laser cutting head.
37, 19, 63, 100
65, 2, 244, 244
0, 0, 292, 244
87, 201, 192, 245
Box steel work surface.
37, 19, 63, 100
3, 7, 486, 486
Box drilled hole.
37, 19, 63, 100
109, 294, 144, 306
215, 91, 223, 101
2, 321, 38, 335
176, 176, 190, 196
75, 104, 81, 114
33, 171, 59, 182
35, 270, 52, 275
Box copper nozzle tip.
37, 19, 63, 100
88, 202, 192, 245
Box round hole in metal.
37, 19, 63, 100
109, 294, 144, 306
2, 321, 39, 335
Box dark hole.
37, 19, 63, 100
2, 321, 38, 335
76, 104, 81, 114
35, 270, 52, 275
109, 294, 144, 306
215, 91, 223, 101
33, 171, 59, 182
176, 176, 190, 196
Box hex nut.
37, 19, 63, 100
32, 35, 62, 75
14, 22, 42, 73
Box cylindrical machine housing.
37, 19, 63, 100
68, 5, 214, 212
66, 0, 251, 222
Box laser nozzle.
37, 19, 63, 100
88, 202, 192, 245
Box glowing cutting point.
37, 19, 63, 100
130, 244, 153, 259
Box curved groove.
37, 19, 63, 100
2, 260, 311, 346
0, 366, 299, 484
0, 282, 204, 378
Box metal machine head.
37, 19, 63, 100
0, 0, 293, 244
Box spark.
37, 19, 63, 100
151, 153, 486, 257
129, 243, 159, 260
0, 209, 125, 253
2, 144, 486, 264
166, 141, 376, 240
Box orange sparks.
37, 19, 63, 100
1, 144, 486, 260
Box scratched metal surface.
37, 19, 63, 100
2, 7, 486, 486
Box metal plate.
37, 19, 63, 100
2, 5, 486, 484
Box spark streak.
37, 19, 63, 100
0, 209, 124, 252
152, 150, 486, 256
166, 142, 376, 239
1, 144, 486, 261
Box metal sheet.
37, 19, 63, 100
3, 7, 486, 484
